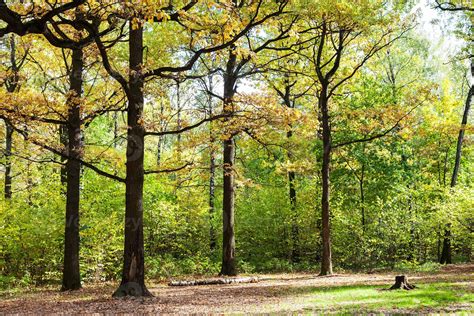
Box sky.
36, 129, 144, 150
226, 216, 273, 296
413, 0, 468, 66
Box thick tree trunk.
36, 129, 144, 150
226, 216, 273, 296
113, 24, 151, 297
439, 227, 452, 264
319, 87, 333, 276
61, 48, 83, 291
221, 136, 236, 275
4, 122, 13, 200
220, 50, 237, 276
389, 275, 416, 290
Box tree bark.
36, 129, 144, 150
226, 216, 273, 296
319, 86, 333, 276
209, 147, 217, 252
440, 226, 452, 264
4, 35, 18, 200
360, 163, 365, 232
450, 79, 473, 187
4, 122, 13, 200
60, 124, 68, 186
156, 101, 164, 165
282, 78, 300, 263
61, 47, 83, 291
113, 24, 151, 297
287, 131, 300, 263
220, 49, 237, 276
389, 275, 416, 290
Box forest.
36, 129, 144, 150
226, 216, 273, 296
0, 0, 472, 314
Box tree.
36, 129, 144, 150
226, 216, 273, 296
0, 1, 124, 291
1, 35, 27, 199
291, 2, 411, 274
434, 0, 473, 264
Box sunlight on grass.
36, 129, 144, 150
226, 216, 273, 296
305, 282, 473, 312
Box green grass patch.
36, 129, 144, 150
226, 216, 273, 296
301, 282, 473, 313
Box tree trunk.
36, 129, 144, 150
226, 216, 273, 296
389, 275, 415, 290
4, 121, 13, 200
113, 24, 151, 297
360, 163, 365, 232
209, 147, 217, 252
439, 226, 452, 264
450, 80, 472, 187
4, 35, 18, 200
156, 101, 164, 165
319, 87, 333, 276
113, 111, 119, 149
220, 50, 237, 276
221, 136, 236, 276
61, 47, 83, 291
60, 124, 68, 186
440, 61, 473, 265
208, 75, 217, 253
287, 130, 300, 263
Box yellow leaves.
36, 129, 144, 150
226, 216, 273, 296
276, 159, 315, 175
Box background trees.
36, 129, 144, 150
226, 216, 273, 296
0, 0, 472, 297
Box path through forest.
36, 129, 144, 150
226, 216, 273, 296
1, 264, 472, 314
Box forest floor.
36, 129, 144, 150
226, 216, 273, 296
0, 263, 472, 314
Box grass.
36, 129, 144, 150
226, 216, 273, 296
292, 282, 473, 314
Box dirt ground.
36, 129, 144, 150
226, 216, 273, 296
1, 264, 473, 314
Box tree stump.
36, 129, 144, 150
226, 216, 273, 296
389, 275, 416, 290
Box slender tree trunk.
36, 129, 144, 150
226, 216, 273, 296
176, 81, 182, 152
360, 163, 365, 232
156, 101, 164, 165
4, 35, 18, 200
208, 76, 217, 252
4, 122, 13, 200
287, 130, 300, 263
113, 111, 119, 149
113, 24, 151, 297
60, 124, 68, 186
319, 86, 333, 276
450, 82, 472, 187
61, 47, 84, 291
209, 147, 217, 251
220, 50, 237, 276
440, 64, 473, 265
443, 146, 449, 186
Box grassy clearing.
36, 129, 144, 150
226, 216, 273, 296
0, 265, 472, 314
286, 282, 474, 314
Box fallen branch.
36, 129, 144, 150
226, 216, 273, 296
169, 276, 259, 286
